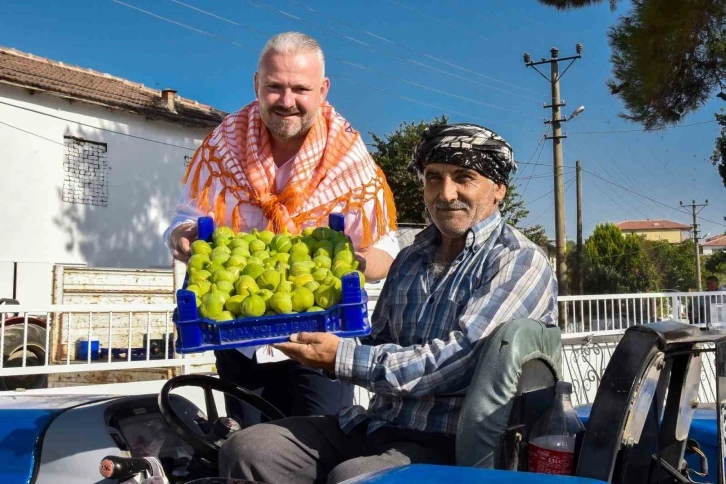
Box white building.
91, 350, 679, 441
702, 234, 726, 256
0, 46, 226, 305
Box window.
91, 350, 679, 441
63, 136, 108, 206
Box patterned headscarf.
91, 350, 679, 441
409, 123, 517, 186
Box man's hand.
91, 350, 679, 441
272, 332, 340, 372
170, 223, 198, 263
355, 247, 393, 283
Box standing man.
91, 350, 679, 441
163, 32, 399, 426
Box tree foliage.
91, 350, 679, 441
370, 116, 547, 244
539, 0, 726, 188
583, 223, 657, 294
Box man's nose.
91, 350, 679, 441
438, 177, 458, 202
280, 89, 295, 108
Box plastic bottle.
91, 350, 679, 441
527, 380, 585, 475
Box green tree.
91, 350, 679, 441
370, 117, 547, 243
538, 0, 726, 189
644, 239, 698, 291
583, 223, 657, 293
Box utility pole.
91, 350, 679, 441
523, 45, 584, 302
680, 199, 709, 291
576, 160, 583, 295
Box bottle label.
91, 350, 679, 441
528, 443, 574, 475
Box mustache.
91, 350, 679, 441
271, 107, 301, 116
434, 200, 469, 211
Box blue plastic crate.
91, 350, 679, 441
173, 213, 371, 354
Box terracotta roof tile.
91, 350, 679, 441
0, 46, 227, 128
615, 219, 691, 231
703, 234, 726, 246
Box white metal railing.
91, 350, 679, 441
1, 291, 724, 392
0, 303, 214, 380
558, 291, 726, 334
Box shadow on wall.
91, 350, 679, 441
53, 125, 190, 269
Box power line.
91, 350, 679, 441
526, 176, 576, 226
568, 119, 717, 134
244, 0, 542, 109
521, 138, 546, 197
0, 119, 65, 146
284, 0, 539, 97
512, 134, 545, 185
113, 1, 533, 129
0, 99, 198, 151
169, 0, 532, 116
526, 175, 575, 206
386, 0, 490, 44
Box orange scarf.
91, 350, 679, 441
182, 100, 397, 248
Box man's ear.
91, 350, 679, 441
253, 72, 259, 99
496, 184, 507, 205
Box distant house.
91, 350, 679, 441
615, 220, 691, 243
702, 234, 726, 256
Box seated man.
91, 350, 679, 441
218, 123, 558, 484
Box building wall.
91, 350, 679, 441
622, 229, 684, 243
0, 84, 211, 304
703, 246, 726, 256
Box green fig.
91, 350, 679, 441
270, 234, 292, 253
243, 262, 265, 280
212, 226, 235, 245
314, 283, 341, 309
333, 264, 354, 280
241, 294, 266, 317
334, 241, 352, 256
290, 274, 315, 286
256, 270, 281, 291
313, 255, 332, 270
291, 287, 315, 312
203, 261, 225, 274
210, 250, 230, 266
256, 289, 274, 302
307, 306, 325, 312
189, 267, 211, 283
257, 230, 275, 245
304, 281, 321, 292
239, 233, 257, 243
246, 256, 264, 267
231, 246, 251, 258
191, 240, 213, 256
312, 268, 331, 282
186, 284, 204, 298
214, 280, 234, 295
290, 241, 310, 257
276, 280, 293, 293
289, 253, 313, 264
195, 279, 212, 295
211, 269, 236, 284
269, 292, 294, 314
229, 238, 250, 250
252, 250, 271, 261
314, 240, 334, 256
235, 275, 259, 294
301, 226, 315, 237
225, 265, 242, 280
225, 295, 247, 316
249, 239, 267, 254
214, 244, 232, 254
333, 249, 354, 265
200, 297, 225, 320
290, 261, 316, 277
312, 227, 333, 241
187, 254, 209, 271
225, 255, 246, 268
217, 310, 235, 321
273, 252, 291, 264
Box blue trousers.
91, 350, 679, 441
214, 349, 354, 426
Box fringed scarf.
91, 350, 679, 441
182, 100, 397, 248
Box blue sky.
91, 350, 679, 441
2, 0, 725, 241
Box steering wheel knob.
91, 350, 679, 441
213, 417, 242, 438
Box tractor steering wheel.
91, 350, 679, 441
158, 374, 285, 462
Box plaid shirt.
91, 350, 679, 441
335, 211, 558, 435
